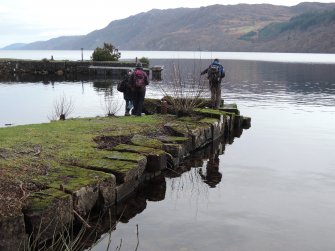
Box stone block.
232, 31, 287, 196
0, 214, 27, 251
72, 185, 99, 216
83, 153, 147, 184
242, 116, 252, 129
131, 134, 164, 149
190, 123, 213, 149
116, 179, 140, 203
45, 166, 115, 216
158, 135, 192, 156
98, 176, 116, 207
113, 144, 167, 172
22, 188, 73, 243
164, 121, 213, 150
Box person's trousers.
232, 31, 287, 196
133, 89, 146, 116
210, 82, 221, 109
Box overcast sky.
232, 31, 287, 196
0, 0, 333, 48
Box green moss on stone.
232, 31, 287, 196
106, 150, 146, 162
84, 158, 139, 174
193, 108, 227, 116
198, 118, 220, 124
157, 136, 190, 144
113, 144, 166, 156
223, 103, 238, 109
164, 120, 210, 136
131, 135, 164, 149
23, 188, 71, 213
37, 166, 111, 193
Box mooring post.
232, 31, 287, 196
81, 48, 83, 61
151, 66, 163, 81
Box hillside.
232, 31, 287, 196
3, 2, 335, 53
239, 8, 335, 52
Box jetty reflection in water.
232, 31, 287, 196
91, 135, 232, 251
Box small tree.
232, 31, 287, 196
139, 57, 149, 65
91, 42, 121, 61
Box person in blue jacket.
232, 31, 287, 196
201, 59, 225, 109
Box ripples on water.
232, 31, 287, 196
0, 59, 334, 126
1, 59, 335, 251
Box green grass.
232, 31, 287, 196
0, 109, 241, 218
0, 115, 167, 184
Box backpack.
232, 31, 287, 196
207, 65, 221, 83
117, 80, 126, 92
133, 69, 146, 88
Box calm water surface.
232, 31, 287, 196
1, 54, 335, 251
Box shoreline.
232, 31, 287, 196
0, 101, 250, 250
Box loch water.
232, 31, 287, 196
0, 51, 335, 251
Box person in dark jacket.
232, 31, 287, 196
201, 58, 225, 109
122, 69, 133, 116
128, 63, 149, 116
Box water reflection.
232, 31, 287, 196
112, 175, 166, 225
90, 134, 232, 251
1, 59, 334, 127
1, 59, 335, 250
199, 154, 222, 188
92, 80, 116, 96
189, 137, 226, 188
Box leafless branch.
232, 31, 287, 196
49, 94, 75, 120
160, 60, 207, 115
102, 96, 122, 117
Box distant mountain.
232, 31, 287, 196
22, 36, 83, 50
3, 2, 335, 53
2, 43, 27, 50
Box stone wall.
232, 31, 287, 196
0, 60, 142, 76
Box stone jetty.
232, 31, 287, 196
0, 99, 250, 250
0, 59, 165, 81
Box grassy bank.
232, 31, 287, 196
0, 115, 171, 217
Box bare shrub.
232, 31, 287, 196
160, 60, 207, 116
49, 94, 75, 121
101, 96, 122, 117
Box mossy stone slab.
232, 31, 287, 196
157, 135, 192, 158
84, 158, 146, 184
164, 120, 213, 150
163, 121, 197, 137
198, 118, 220, 125
37, 166, 115, 215
41, 166, 112, 191
131, 135, 164, 149
198, 117, 226, 140
220, 103, 239, 115
113, 144, 165, 156
157, 135, 190, 144
22, 188, 73, 242
113, 144, 167, 172
193, 108, 228, 119
220, 107, 240, 115
163, 143, 184, 158
106, 150, 148, 163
